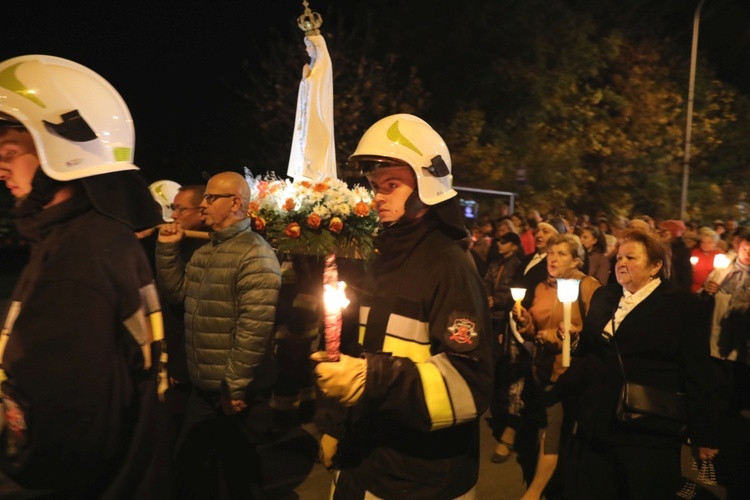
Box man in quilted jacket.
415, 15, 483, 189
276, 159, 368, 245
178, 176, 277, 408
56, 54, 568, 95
156, 171, 282, 499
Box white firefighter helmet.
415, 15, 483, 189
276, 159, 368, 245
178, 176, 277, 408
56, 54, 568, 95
349, 114, 456, 206
149, 180, 182, 222
0, 54, 138, 181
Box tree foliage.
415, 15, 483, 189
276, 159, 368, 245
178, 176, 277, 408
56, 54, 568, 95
238, 0, 750, 221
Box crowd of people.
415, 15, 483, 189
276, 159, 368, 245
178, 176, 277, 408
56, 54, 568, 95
473, 208, 750, 498
0, 53, 748, 500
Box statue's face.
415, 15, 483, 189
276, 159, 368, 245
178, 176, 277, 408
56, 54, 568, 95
305, 38, 317, 60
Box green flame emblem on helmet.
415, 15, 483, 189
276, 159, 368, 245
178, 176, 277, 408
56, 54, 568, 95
386, 120, 422, 157
0, 63, 47, 109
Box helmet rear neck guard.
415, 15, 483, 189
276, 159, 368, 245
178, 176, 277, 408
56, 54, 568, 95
349, 114, 456, 206
0, 55, 138, 181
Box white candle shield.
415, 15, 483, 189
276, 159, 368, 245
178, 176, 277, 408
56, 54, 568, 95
557, 279, 581, 368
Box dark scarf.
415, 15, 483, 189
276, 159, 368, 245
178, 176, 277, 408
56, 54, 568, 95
11, 195, 93, 305
373, 211, 440, 274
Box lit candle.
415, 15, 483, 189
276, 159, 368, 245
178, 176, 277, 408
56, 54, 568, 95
557, 279, 581, 368
322, 254, 349, 362
690, 256, 699, 266
510, 288, 527, 317
708, 253, 732, 284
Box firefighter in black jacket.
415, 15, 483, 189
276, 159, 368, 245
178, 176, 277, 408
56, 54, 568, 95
312, 114, 494, 499
0, 55, 168, 498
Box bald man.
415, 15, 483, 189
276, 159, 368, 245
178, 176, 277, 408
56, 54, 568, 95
156, 171, 281, 498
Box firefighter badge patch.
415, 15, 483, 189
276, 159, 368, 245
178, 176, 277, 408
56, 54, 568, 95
448, 318, 478, 345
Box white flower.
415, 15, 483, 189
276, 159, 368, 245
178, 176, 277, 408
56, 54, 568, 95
313, 204, 331, 219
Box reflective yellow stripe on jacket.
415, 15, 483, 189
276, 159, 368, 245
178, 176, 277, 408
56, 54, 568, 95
364, 309, 478, 431
416, 353, 478, 430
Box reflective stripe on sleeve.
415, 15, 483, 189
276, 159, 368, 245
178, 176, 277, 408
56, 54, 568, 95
431, 353, 478, 424
384, 313, 431, 362
386, 314, 429, 344
383, 335, 432, 362
415, 361, 454, 430
358, 306, 370, 344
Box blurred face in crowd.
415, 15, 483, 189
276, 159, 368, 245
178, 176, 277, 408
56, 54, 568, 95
655, 226, 672, 242
171, 189, 203, 231
547, 242, 581, 279
737, 240, 750, 266
700, 236, 717, 253
535, 224, 557, 253
496, 224, 511, 239
511, 214, 524, 229
579, 228, 597, 251
367, 165, 424, 224
615, 240, 663, 294
0, 128, 39, 199
497, 239, 518, 258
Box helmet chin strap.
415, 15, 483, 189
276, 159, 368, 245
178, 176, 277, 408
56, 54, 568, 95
402, 190, 426, 221
381, 191, 426, 230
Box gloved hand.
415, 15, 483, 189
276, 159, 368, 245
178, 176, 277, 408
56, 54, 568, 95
310, 352, 367, 406
319, 433, 339, 470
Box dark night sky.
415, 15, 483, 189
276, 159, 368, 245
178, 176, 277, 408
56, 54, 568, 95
1, 1, 313, 184
1, 0, 748, 185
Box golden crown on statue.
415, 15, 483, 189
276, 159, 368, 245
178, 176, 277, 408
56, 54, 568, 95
298, 0, 323, 35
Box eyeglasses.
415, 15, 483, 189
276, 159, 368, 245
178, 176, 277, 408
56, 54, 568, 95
168, 205, 198, 215
202, 193, 236, 204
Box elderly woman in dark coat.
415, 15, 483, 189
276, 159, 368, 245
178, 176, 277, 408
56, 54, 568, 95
563, 229, 721, 499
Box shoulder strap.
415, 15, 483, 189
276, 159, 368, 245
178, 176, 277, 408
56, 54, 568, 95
611, 314, 627, 381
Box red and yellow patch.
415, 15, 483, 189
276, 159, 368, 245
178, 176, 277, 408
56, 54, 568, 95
448, 318, 478, 345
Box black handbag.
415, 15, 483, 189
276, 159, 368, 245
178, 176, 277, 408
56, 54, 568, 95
612, 318, 688, 438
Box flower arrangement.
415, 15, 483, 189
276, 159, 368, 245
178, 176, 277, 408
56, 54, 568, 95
244, 170, 379, 259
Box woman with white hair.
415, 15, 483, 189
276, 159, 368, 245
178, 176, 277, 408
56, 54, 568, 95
690, 227, 725, 293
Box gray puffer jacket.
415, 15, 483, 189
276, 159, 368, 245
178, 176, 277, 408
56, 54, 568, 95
156, 218, 281, 400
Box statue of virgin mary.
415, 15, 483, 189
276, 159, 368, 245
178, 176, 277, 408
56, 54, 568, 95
287, 25, 336, 181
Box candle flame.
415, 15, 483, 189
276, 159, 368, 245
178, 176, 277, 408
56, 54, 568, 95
713, 254, 731, 270
324, 281, 350, 311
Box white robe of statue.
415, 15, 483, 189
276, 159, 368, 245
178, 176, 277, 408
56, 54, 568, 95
288, 34, 337, 181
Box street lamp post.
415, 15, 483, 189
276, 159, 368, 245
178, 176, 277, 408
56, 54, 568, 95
680, 0, 706, 221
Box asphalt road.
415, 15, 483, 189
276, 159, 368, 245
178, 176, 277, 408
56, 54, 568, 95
258, 411, 730, 500
260, 414, 527, 500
